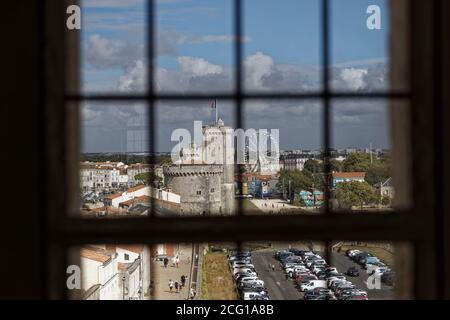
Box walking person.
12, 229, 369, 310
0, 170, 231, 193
190, 287, 196, 300
181, 275, 186, 287
175, 281, 179, 293
271, 264, 275, 272
168, 280, 173, 293
163, 257, 169, 268
176, 256, 180, 268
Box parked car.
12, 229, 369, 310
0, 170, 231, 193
346, 267, 360, 277
234, 270, 257, 280
243, 292, 267, 300
307, 259, 326, 268
361, 256, 380, 266
296, 274, 318, 287
300, 280, 327, 292
233, 268, 255, 276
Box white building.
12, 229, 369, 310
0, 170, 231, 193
104, 185, 181, 208
80, 246, 122, 300
280, 154, 311, 171
80, 162, 152, 192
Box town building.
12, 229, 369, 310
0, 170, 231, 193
331, 172, 366, 188
280, 154, 312, 171
80, 161, 152, 192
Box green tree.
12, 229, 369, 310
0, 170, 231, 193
330, 159, 343, 172
135, 172, 162, 187
342, 152, 371, 172
381, 195, 391, 206
277, 169, 312, 199
365, 162, 391, 186
303, 159, 323, 174
335, 181, 378, 210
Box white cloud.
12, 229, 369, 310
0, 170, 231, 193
339, 68, 368, 91
86, 34, 143, 68
176, 56, 223, 77
118, 60, 146, 91
244, 52, 275, 90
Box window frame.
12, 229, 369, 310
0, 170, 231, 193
41, 0, 447, 299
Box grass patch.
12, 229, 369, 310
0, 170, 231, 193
201, 252, 238, 300
340, 244, 395, 267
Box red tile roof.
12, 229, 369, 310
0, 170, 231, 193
332, 172, 366, 179
127, 184, 146, 193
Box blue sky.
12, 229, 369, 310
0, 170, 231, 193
80, 0, 391, 152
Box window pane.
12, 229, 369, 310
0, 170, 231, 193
330, 0, 410, 92
79, 0, 147, 94
330, 99, 412, 212
242, 100, 323, 215
155, 0, 234, 93
330, 241, 413, 300
156, 100, 237, 217
78, 102, 153, 218
243, 0, 322, 93
68, 244, 151, 300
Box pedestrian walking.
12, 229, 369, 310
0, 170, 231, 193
175, 281, 179, 293
163, 257, 169, 268
168, 280, 173, 293
271, 264, 275, 272
190, 287, 196, 300
181, 275, 186, 287
176, 256, 180, 268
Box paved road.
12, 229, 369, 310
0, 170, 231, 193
252, 250, 302, 300
252, 249, 394, 300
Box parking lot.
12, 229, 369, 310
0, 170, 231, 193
251, 249, 394, 300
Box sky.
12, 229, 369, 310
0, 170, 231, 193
80, 0, 392, 153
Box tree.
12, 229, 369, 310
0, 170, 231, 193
380, 195, 391, 206
135, 172, 162, 187
342, 152, 371, 172
330, 159, 343, 172
335, 181, 378, 210
365, 162, 391, 186
277, 169, 312, 198
303, 159, 323, 174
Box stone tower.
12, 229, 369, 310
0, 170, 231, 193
201, 118, 235, 215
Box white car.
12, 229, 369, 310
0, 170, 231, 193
306, 260, 324, 268
240, 279, 264, 287
286, 265, 308, 274
243, 292, 268, 300
300, 280, 327, 292
233, 262, 254, 268
233, 262, 255, 268
327, 276, 346, 286
234, 271, 257, 279
233, 268, 254, 276
238, 276, 259, 284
